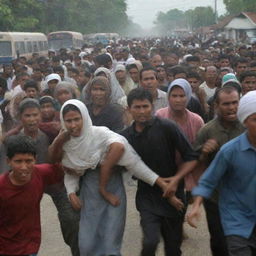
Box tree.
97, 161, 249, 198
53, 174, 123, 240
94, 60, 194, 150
185, 7, 215, 30
224, 0, 256, 15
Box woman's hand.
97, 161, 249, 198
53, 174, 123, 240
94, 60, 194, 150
69, 193, 82, 211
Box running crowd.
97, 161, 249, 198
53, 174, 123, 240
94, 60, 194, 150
0, 37, 256, 256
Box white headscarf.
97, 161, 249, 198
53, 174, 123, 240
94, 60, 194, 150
60, 99, 124, 171
237, 90, 256, 125
168, 78, 192, 105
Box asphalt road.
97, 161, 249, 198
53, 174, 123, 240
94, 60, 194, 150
38, 183, 211, 256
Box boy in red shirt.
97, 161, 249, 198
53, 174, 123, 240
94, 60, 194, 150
0, 134, 63, 256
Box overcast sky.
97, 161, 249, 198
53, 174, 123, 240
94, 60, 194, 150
126, 0, 226, 29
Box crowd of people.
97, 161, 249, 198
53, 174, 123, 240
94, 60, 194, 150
0, 36, 256, 256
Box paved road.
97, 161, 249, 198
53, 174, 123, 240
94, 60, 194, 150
39, 184, 211, 256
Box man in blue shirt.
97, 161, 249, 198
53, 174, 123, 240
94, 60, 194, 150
187, 90, 256, 256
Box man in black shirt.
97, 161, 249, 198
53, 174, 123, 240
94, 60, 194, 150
121, 88, 198, 256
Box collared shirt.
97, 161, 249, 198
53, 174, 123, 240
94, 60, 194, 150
194, 118, 245, 202
193, 133, 256, 239
121, 117, 198, 217
154, 89, 168, 112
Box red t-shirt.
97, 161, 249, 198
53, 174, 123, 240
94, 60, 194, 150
0, 164, 63, 255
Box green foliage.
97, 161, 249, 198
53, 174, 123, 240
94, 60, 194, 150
0, 0, 129, 34
155, 6, 216, 33
224, 0, 256, 15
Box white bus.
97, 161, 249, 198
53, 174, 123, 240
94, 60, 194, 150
48, 31, 84, 51
0, 32, 48, 64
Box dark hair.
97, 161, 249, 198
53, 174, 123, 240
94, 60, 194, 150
24, 80, 39, 91
139, 67, 157, 80
52, 56, 60, 62
68, 67, 79, 75
127, 88, 153, 107
186, 56, 200, 62
213, 86, 239, 104
6, 135, 36, 159
239, 71, 256, 82
223, 81, 242, 94
39, 96, 55, 106
19, 99, 40, 115
95, 54, 112, 66
249, 61, 256, 68
53, 66, 64, 74
16, 72, 29, 81
169, 65, 187, 77
62, 104, 81, 117
234, 57, 248, 67
187, 71, 201, 81
0, 77, 7, 91
126, 64, 138, 72
218, 54, 230, 61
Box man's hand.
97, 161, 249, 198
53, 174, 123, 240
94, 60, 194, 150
69, 193, 82, 211
186, 205, 201, 228
162, 176, 179, 198
202, 139, 219, 155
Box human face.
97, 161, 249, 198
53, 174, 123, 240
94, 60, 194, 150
244, 113, 256, 145
140, 70, 158, 95
63, 110, 83, 137
48, 80, 59, 91
219, 59, 230, 68
41, 102, 55, 121
25, 88, 38, 99
128, 68, 139, 83
150, 55, 162, 67
90, 83, 108, 107
20, 107, 41, 133
215, 91, 239, 122
156, 67, 166, 81
168, 87, 187, 111
236, 62, 248, 76
56, 89, 72, 105
241, 76, 256, 95
19, 75, 30, 88
128, 99, 153, 124
187, 77, 200, 93
205, 66, 217, 83
8, 153, 36, 185
115, 70, 126, 85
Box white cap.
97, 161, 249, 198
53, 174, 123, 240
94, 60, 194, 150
45, 73, 61, 84
237, 91, 256, 124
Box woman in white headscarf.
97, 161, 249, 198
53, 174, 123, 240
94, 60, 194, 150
156, 78, 204, 191
49, 99, 167, 255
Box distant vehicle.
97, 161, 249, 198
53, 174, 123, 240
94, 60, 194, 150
84, 33, 120, 46
0, 32, 48, 64
48, 31, 84, 51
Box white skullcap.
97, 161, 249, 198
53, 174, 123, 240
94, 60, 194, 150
45, 73, 61, 84
237, 90, 256, 124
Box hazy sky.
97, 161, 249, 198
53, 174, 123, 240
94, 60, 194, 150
126, 0, 226, 29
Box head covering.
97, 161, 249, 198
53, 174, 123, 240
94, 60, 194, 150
54, 81, 74, 97
168, 78, 192, 105
114, 64, 126, 73
94, 67, 111, 81
45, 73, 61, 84
86, 76, 111, 103
237, 90, 256, 125
222, 73, 240, 87
60, 99, 123, 170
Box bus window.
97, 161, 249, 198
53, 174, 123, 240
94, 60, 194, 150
0, 41, 12, 56
27, 42, 32, 52
33, 41, 38, 52
19, 42, 25, 54
39, 41, 44, 51
43, 41, 48, 50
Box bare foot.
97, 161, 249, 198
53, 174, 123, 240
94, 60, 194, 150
100, 190, 120, 206
168, 196, 184, 211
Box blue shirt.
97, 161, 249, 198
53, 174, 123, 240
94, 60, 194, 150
193, 132, 256, 238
